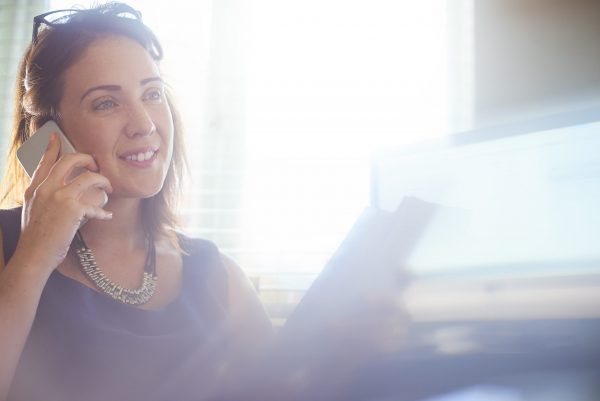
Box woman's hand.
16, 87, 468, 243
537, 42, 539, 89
15, 132, 113, 273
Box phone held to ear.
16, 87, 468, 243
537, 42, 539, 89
16, 120, 108, 209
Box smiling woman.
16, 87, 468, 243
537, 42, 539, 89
0, 3, 272, 401
57, 36, 174, 200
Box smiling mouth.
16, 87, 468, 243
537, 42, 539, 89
120, 148, 159, 162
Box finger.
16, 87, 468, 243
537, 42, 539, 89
82, 204, 113, 221
45, 153, 100, 186
60, 170, 113, 198
30, 132, 61, 188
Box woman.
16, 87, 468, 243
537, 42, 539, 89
0, 3, 272, 400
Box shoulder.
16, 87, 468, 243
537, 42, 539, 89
176, 234, 251, 293
179, 235, 256, 303
177, 234, 226, 276
176, 232, 271, 313
175, 232, 274, 348
177, 234, 250, 281
176, 233, 229, 293
0, 206, 22, 227
178, 234, 221, 259
0, 207, 22, 240
0, 207, 22, 268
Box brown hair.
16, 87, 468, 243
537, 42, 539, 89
0, 3, 187, 250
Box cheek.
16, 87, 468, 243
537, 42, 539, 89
158, 109, 175, 150
59, 111, 115, 153
74, 132, 114, 159
162, 130, 175, 167
63, 125, 97, 153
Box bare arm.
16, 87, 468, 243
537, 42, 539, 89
0, 133, 113, 400
0, 227, 55, 401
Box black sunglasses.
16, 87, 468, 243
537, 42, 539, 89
32, 3, 143, 44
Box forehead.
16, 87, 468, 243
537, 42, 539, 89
61, 36, 161, 95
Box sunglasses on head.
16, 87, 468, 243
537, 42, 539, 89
32, 3, 142, 44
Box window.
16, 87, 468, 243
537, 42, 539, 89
40, 0, 452, 321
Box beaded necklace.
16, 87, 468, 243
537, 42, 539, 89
71, 230, 157, 305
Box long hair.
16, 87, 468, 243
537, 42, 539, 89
0, 3, 187, 250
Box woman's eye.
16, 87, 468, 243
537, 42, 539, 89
94, 99, 117, 110
144, 89, 163, 102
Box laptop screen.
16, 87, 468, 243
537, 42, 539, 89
372, 109, 600, 277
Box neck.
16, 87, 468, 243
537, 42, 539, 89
78, 197, 147, 251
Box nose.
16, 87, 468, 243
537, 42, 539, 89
125, 102, 156, 138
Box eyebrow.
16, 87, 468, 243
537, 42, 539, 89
80, 77, 164, 102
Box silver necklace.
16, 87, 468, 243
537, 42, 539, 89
72, 230, 158, 305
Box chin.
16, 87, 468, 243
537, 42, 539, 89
113, 181, 166, 200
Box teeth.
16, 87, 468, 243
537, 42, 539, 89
125, 150, 155, 162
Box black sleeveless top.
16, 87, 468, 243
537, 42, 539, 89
1, 208, 234, 401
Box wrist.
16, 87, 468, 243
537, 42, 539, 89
8, 246, 57, 281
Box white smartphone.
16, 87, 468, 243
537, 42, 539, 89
16, 120, 108, 208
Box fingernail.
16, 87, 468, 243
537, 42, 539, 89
104, 212, 113, 220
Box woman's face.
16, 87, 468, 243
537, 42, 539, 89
57, 35, 174, 200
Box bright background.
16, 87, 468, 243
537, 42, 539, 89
1, 0, 466, 320
3, 0, 599, 323
48, 0, 452, 281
